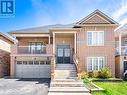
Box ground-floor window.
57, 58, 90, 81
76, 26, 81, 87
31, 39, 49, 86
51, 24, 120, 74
87, 57, 105, 71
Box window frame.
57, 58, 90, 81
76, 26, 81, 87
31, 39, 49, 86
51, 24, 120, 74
87, 57, 105, 72
87, 31, 104, 46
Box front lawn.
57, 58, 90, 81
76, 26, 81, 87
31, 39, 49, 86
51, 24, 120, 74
92, 82, 127, 95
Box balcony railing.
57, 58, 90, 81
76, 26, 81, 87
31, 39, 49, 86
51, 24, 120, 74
115, 46, 127, 55
11, 44, 53, 55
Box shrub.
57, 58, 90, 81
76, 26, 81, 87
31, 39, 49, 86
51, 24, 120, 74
88, 70, 99, 78
80, 71, 88, 79
98, 67, 112, 79
80, 71, 90, 83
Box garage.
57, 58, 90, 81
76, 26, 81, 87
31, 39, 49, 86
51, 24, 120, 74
16, 60, 51, 78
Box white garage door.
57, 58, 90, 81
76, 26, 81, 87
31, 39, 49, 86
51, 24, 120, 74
16, 61, 50, 78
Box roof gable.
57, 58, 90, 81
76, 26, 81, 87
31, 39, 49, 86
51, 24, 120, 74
76, 9, 118, 25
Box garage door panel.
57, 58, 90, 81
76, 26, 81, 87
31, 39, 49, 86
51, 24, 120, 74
16, 65, 23, 78
39, 65, 50, 78
16, 63, 50, 78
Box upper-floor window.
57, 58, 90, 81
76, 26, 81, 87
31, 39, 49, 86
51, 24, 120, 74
87, 31, 104, 46
29, 42, 46, 54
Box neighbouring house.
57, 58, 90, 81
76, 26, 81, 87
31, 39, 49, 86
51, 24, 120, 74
115, 23, 127, 78
9, 10, 118, 79
0, 32, 14, 77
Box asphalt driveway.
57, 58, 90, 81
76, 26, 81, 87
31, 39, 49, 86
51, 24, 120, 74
0, 78, 50, 95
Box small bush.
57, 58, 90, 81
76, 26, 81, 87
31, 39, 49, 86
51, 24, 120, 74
80, 71, 88, 79
98, 67, 112, 79
80, 71, 90, 83
88, 70, 99, 78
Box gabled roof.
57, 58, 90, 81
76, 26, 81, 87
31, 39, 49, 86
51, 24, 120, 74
76, 9, 119, 25
0, 32, 14, 44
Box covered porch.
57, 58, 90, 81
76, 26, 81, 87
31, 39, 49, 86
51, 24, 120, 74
50, 28, 82, 80
53, 32, 76, 64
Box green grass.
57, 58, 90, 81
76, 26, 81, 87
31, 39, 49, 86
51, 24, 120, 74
92, 82, 127, 95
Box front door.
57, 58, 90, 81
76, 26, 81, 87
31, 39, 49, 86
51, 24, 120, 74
57, 45, 71, 64
124, 61, 127, 72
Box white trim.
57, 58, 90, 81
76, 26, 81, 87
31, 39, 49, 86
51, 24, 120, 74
119, 34, 121, 55
74, 32, 77, 54
48, 35, 50, 44
53, 33, 55, 54
87, 57, 105, 72
77, 10, 118, 24
13, 34, 50, 37
53, 32, 77, 34
84, 14, 111, 24
87, 31, 104, 46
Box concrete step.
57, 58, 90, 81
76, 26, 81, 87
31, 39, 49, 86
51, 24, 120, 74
50, 83, 85, 87
50, 84, 85, 87
55, 68, 76, 70
49, 87, 89, 93
51, 81, 84, 84
56, 65, 75, 67
56, 64, 75, 66
55, 68, 76, 72
52, 79, 82, 82
51, 79, 85, 87
48, 92, 92, 95
56, 64, 75, 67
54, 74, 77, 78
54, 77, 77, 79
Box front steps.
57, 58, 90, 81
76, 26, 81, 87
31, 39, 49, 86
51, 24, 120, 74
54, 64, 77, 79
48, 64, 92, 95
48, 79, 92, 95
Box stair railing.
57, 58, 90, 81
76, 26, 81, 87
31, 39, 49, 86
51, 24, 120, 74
73, 54, 81, 80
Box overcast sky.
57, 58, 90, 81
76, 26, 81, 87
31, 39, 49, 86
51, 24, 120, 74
0, 0, 127, 32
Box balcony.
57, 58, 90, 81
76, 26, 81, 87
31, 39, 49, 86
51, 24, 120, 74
11, 44, 53, 56
115, 46, 127, 55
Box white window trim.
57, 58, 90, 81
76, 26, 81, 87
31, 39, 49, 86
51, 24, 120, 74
87, 57, 105, 72
87, 31, 104, 46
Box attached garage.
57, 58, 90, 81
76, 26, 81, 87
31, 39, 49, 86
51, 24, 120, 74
15, 61, 50, 78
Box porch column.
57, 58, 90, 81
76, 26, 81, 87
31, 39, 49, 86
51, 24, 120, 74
48, 35, 50, 44
74, 32, 77, 54
53, 33, 55, 54
119, 33, 121, 55
14, 36, 17, 44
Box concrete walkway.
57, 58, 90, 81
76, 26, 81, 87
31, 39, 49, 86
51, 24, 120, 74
48, 79, 92, 95
48, 92, 92, 95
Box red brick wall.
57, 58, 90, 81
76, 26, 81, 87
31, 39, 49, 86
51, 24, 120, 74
0, 49, 10, 77
77, 26, 115, 76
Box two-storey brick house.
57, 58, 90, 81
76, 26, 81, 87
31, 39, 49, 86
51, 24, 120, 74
9, 10, 118, 79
